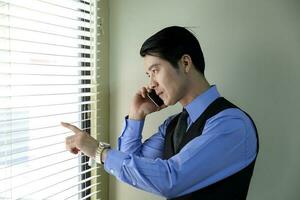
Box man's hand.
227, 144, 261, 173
61, 122, 98, 158
129, 86, 166, 120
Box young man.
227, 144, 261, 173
62, 26, 259, 200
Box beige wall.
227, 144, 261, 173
108, 0, 300, 200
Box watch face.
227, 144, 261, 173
99, 142, 111, 148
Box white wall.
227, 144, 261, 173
108, 0, 300, 200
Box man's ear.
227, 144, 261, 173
181, 54, 192, 73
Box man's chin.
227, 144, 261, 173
164, 99, 176, 106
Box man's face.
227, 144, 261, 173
144, 55, 188, 106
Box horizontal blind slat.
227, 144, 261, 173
0, 12, 91, 31
0, 109, 93, 118
64, 183, 100, 200
1, 141, 66, 158
0, 28, 93, 47
38, 0, 91, 11
0, 93, 98, 108
0, 78, 98, 87
0, 24, 92, 41
0, 69, 95, 76
0, 37, 92, 55
0, 119, 94, 135
0, 151, 86, 171
0, 131, 68, 146
0, 0, 93, 21
53, 182, 100, 200
53, 176, 101, 200
0, 127, 92, 146
0, 61, 94, 68
79, 190, 101, 200
0, 49, 92, 59
20, 172, 100, 199
0, 109, 96, 121
0, 73, 93, 78
0, 89, 95, 97
0, 157, 78, 182
0, 150, 67, 169
0, 52, 93, 68
0, 99, 98, 110
0, 85, 96, 91
0, 109, 94, 123
0, 162, 97, 193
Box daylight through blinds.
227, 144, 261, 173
0, 0, 100, 199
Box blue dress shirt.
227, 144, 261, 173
104, 86, 257, 198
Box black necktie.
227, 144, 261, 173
173, 109, 189, 153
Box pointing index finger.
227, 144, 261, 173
61, 122, 81, 134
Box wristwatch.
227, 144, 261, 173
95, 142, 111, 164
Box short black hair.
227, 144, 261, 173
140, 26, 205, 74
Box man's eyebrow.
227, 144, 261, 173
149, 63, 161, 70
145, 63, 160, 75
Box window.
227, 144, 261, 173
0, 0, 100, 199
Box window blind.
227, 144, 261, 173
0, 0, 100, 199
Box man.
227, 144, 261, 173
62, 26, 259, 200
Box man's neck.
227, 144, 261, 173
179, 75, 210, 106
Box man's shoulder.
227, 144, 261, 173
204, 107, 255, 134
207, 106, 249, 122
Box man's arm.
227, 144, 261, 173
117, 115, 173, 158
63, 111, 257, 198
116, 85, 168, 156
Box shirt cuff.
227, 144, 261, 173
104, 149, 128, 178
118, 116, 145, 150
122, 115, 145, 136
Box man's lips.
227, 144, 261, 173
158, 92, 164, 99
156, 91, 163, 97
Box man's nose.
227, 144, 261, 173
149, 76, 158, 89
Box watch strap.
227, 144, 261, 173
95, 142, 111, 164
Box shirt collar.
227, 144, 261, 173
184, 85, 221, 123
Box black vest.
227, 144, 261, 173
163, 97, 259, 200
